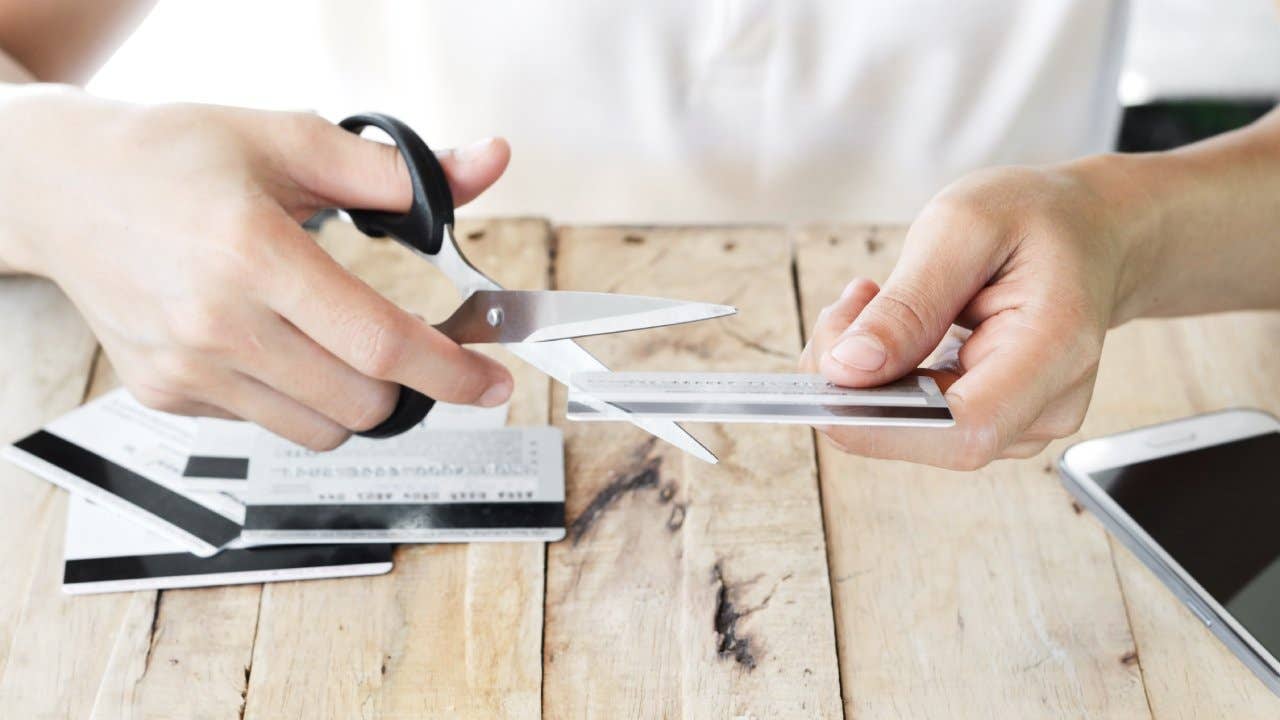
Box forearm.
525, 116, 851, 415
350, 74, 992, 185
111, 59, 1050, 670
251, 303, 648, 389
0, 52, 37, 273
0, 0, 152, 272
0, 0, 153, 84
0, 46, 31, 83
1073, 108, 1280, 324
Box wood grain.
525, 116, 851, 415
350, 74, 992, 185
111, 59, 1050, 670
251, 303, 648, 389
543, 227, 842, 718
71, 359, 263, 720
0, 278, 107, 717
242, 217, 550, 719
794, 225, 1152, 719
3, 221, 1277, 717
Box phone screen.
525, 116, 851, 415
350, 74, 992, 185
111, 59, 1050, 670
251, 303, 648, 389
1091, 431, 1280, 656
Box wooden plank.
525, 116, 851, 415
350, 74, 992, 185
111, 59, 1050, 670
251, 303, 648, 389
89, 584, 262, 720
73, 360, 262, 720
542, 227, 842, 718
1088, 312, 1280, 718
0, 277, 106, 715
242, 218, 549, 719
794, 225, 1151, 719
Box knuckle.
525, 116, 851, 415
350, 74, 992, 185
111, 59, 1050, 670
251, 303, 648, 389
151, 351, 210, 394
349, 312, 408, 379
284, 110, 329, 139
923, 192, 1001, 236
342, 382, 400, 432
219, 211, 274, 276
278, 112, 335, 160
865, 283, 938, 351
437, 357, 493, 404
169, 302, 234, 353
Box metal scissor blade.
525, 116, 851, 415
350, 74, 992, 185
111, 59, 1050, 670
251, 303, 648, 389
521, 292, 736, 343
427, 226, 717, 462
504, 340, 719, 464
436, 290, 736, 344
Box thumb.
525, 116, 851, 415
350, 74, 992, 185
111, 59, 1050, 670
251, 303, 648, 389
284, 116, 510, 212
820, 223, 998, 388
435, 137, 512, 206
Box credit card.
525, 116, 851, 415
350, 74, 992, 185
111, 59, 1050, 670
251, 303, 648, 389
4, 390, 244, 557
62, 496, 392, 595
567, 372, 954, 427
240, 426, 566, 544
181, 417, 256, 492
180, 401, 511, 493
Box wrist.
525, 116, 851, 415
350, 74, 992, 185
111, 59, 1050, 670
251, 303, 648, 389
1061, 151, 1176, 326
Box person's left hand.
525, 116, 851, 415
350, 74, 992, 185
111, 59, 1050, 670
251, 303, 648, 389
799, 162, 1142, 470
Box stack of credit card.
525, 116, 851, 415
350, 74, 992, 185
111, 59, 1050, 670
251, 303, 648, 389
567, 372, 955, 427
5, 368, 947, 595
3, 389, 566, 595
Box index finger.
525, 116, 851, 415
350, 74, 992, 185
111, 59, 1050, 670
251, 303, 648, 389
264, 216, 512, 407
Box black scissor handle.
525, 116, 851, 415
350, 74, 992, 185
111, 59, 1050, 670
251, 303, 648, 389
355, 384, 434, 439
338, 113, 450, 438
339, 113, 453, 255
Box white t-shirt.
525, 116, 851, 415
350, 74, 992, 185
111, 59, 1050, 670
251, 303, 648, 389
311, 0, 1128, 223
312, 0, 1131, 221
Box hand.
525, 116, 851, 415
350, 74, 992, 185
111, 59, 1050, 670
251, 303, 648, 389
0, 87, 514, 449
800, 163, 1134, 470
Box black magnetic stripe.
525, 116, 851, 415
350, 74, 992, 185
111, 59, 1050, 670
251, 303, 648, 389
182, 455, 249, 480
569, 401, 953, 420
64, 544, 392, 584
14, 431, 241, 548
245, 502, 565, 531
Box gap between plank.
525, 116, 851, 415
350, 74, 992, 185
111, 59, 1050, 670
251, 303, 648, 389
1105, 536, 1158, 720
142, 592, 164, 673
787, 232, 850, 719
239, 587, 266, 720
538, 222, 559, 720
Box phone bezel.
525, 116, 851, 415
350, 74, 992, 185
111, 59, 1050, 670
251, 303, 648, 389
1058, 408, 1280, 696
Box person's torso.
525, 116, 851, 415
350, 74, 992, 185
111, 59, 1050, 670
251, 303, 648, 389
315, 0, 1128, 223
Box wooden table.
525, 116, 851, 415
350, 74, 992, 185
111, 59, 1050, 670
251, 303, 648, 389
1, 219, 1277, 719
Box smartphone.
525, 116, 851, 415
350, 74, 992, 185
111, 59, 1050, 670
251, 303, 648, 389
1058, 408, 1280, 696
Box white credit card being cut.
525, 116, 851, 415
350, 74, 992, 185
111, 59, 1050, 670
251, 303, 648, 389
180, 401, 510, 494
240, 426, 565, 545
63, 496, 392, 595
4, 390, 245, 557
567, 372, 955, 427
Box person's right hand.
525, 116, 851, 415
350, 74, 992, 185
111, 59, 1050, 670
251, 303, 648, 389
0, 87, 514, 449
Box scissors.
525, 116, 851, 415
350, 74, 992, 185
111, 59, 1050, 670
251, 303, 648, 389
339, 113, 730, 463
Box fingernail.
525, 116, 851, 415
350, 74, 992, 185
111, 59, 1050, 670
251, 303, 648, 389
477, 379, 512, 407
454, 137, 496, 162
831, 333, 886, 372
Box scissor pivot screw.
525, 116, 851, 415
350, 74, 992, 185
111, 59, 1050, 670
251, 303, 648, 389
486, 307, 504, 327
